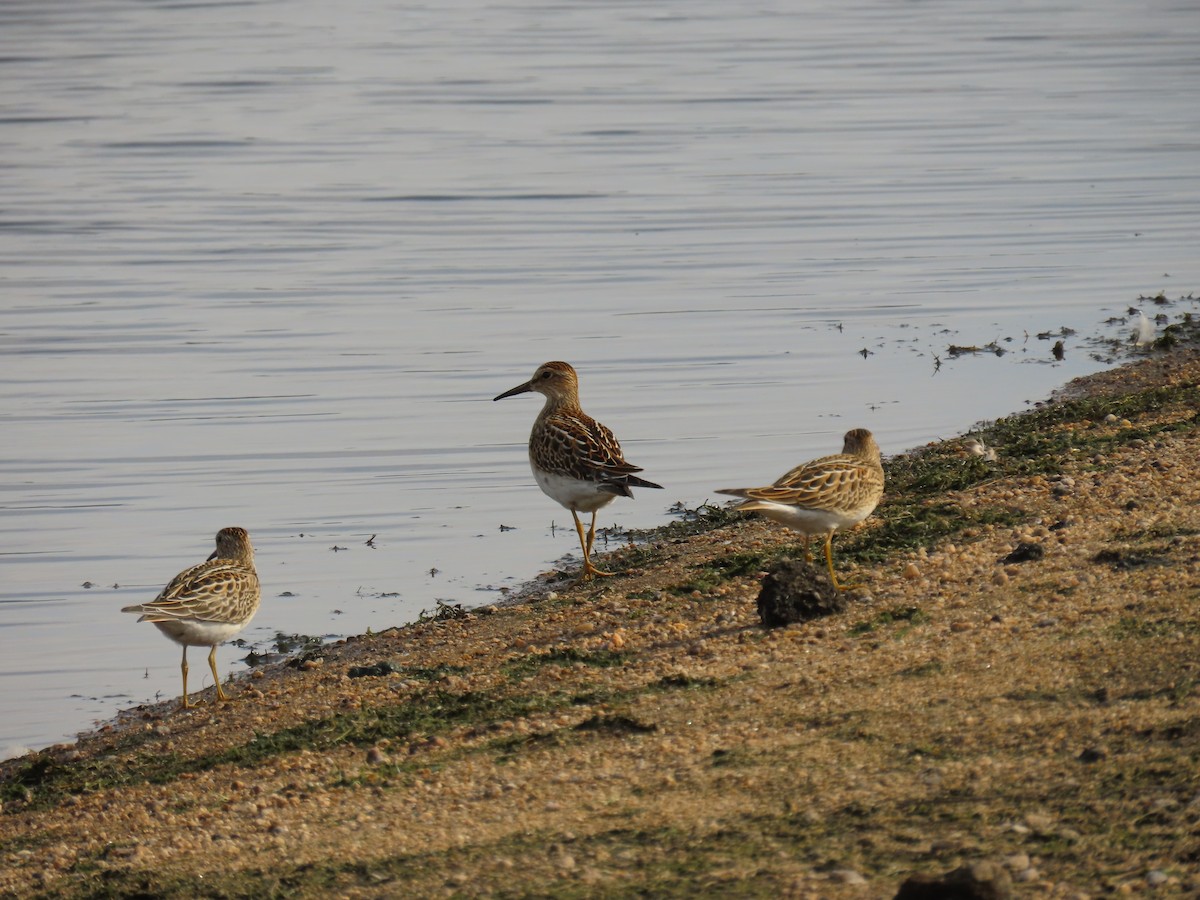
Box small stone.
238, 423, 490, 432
828, 869, 866, 884
991, 570, 1009, 586
1146, 870, 1169, 886
1024, 812, 1054, 832
903, 562, 922, 580
1003, 854, 1030, 872
950, 621, 973, 633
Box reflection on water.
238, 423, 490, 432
1, 0, 1197, 757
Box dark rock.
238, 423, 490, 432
574, 715, 656, 735
348, 661, 398, 678
1002, 542, 1044, 564
1092, 548, 1159, 569
756, 558, 845, 629
894, 860, 1013, 900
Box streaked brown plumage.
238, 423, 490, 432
717, 428, 884, 590
121, 526, 261, 708
494, 361, 662, 578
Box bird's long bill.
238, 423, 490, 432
207, 549, 219, 561
493, 380, 533, 402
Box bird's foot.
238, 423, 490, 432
581, 564, 617, 580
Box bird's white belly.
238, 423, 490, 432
533, 467, 616, 513
753, 502, 867, 535
153, 617, 253, 648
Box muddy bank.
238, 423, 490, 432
2, 347, 1199, 898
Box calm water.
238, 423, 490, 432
1, 0, 1197, 758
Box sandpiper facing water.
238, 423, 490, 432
122, 526, 261, 709
494, 361, 663, 579
717, 428, 885, 590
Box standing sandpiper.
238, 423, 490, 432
122, 526, 261, 708
717, 429, 884, 590
494, 361, 663, 579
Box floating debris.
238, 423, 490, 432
947, 341, 1006, 358
1133, 311, 1155, 347
418, 599, 468, 622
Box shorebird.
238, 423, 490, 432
122, 526, 261, 708
717, 428, 885, 590
494, 361, 663, 578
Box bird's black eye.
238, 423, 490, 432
540, 370, 552, 379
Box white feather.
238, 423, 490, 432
1134, 311, 1155, 347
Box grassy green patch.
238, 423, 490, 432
396, 663, 471, 681
667, 551, 778, 596
625, 590, 661, 601
841, 501, 1027, 567
899, 659, 946, 678
848, 606, 930, 637
503, 647, 628, 679
574, 714, 657, 735
633, 501, 750, 540
655, 673, 722, 690
1109, 616, 1200, 640
609, 544, 665, 569
3, 688, 573, 812
666, 568, 727, 596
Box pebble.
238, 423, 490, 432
827, 869, 866, 884
1003, 853, 1031, 871
903, 563, 922, 580
1024, 812, 1054, 832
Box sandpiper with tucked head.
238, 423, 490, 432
122, 526, 261, 708
494, 361, 663, 579
717, 428, 884, 590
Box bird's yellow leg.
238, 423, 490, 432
209, 645, 230, 702
824, 531, 860, 592
574, 511, 614, 579
802, 534, 812, 562
585, 510, 597, 555
180, 646, 194, 709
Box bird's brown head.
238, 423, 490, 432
842, 428, 882, 465
209, 526, 254, 562
493, 361, 580, 404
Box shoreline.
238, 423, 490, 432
3, 343, 1200, 897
